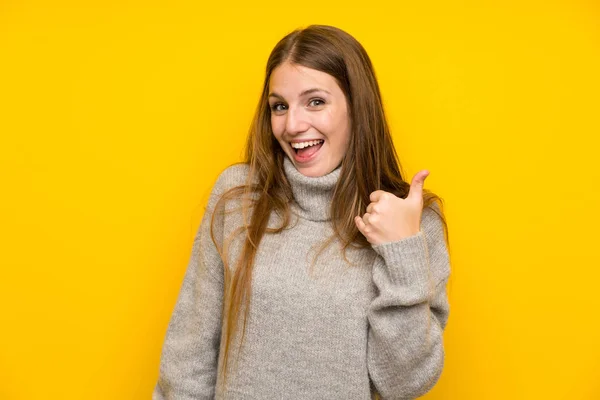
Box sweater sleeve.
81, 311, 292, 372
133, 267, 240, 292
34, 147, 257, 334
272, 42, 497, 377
152, 173, 230, 400
367, 203, 451, 400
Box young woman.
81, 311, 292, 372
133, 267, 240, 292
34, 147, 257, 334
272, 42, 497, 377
153, 24, 451, 400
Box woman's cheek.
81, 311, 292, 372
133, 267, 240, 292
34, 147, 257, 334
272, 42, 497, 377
271, 120, 282, 138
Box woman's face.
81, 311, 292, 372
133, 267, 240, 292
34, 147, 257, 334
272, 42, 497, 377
268, 61, 351, 177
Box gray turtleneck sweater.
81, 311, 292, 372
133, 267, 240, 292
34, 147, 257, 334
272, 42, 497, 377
153, 156, 451, 400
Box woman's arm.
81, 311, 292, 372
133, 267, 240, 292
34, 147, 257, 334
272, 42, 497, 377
153, 173, 231, 400
367, 204, 451, 400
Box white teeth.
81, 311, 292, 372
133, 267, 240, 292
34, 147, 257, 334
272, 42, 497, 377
291, 140, 324, 149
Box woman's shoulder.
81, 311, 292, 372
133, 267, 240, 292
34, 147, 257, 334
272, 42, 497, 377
211, 162, 251, 195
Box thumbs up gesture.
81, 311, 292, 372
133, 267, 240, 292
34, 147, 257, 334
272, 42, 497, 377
354, 170, 430, 245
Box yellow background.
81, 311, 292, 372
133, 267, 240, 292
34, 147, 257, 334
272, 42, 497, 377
1, 1, 599, 399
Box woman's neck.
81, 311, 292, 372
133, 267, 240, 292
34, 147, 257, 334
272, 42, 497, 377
282, 155, 342, 222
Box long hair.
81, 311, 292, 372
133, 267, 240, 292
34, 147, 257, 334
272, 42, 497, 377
210, 24, 449, 394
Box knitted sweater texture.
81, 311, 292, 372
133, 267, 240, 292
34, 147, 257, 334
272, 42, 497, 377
153, 156, 451, 400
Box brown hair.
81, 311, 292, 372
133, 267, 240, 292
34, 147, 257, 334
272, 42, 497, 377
210, 24, 449, 394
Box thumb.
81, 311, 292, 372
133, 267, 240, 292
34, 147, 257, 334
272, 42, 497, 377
408, 170, 429, 201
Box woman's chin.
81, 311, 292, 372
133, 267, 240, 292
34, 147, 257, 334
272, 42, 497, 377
295, 162, 335, 178
285, 149, 338, 177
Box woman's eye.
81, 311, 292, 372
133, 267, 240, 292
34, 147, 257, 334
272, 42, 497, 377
270, 99, 324, 112
270, 103, 286, 112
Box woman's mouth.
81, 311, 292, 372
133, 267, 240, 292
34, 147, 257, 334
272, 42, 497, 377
290, 139, 324, 163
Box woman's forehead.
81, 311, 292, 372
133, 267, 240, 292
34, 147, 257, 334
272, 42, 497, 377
269, 63, 341, 98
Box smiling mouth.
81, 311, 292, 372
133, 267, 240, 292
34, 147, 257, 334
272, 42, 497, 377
290, 139, 325, 154
288, 139, 325, 162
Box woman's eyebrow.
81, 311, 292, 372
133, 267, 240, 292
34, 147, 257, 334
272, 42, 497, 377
268, 88, 331, 100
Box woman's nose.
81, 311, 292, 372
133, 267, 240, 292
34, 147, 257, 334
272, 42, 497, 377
285, 107, 310, 135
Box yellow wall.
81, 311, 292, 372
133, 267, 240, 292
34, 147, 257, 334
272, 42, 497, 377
1, 1, 599, 399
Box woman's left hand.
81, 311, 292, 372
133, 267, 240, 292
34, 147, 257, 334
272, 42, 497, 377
354, 170, 430, 245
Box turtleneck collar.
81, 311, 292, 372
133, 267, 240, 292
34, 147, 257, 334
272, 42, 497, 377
282, 155, 342, 222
